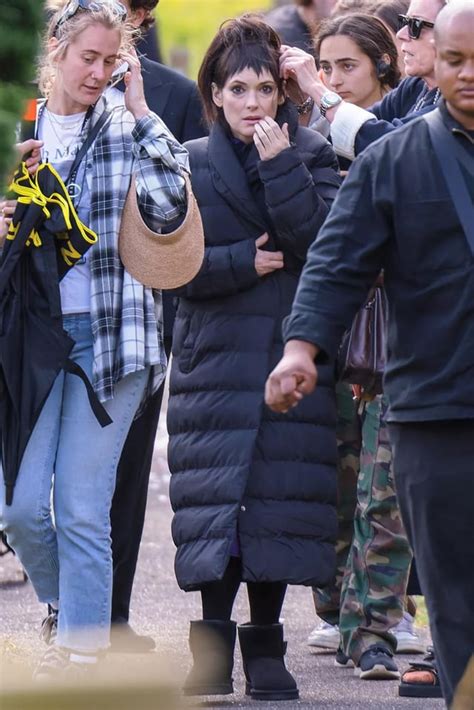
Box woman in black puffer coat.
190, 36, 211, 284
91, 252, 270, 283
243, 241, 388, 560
167, 15, 341, 701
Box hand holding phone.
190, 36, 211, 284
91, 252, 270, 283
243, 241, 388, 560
108, 61, 129, 89
120, 49, 149, 120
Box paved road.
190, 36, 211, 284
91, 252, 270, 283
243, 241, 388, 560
1, 412, 443, 710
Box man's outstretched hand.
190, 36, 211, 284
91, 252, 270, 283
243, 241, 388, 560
265, 340, 320, 413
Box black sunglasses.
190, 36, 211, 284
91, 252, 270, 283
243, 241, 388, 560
398, 14, 435, 40
54, 0, 127, 36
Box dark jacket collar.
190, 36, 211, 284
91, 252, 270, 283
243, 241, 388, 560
207, 102, 299, 232
208, 122, 267, 232
140, 55, 165, 89
439, 100, 474, 146
115, 56, 174, 118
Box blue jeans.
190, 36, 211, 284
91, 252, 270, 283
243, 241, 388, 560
0, 314, 148, 652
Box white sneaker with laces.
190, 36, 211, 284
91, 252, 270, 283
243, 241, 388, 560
307, 621, 340, 650
392, 612, 425, 654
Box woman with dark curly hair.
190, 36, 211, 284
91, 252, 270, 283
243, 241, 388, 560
167, 13, 341, 702
315, 13, 401, 108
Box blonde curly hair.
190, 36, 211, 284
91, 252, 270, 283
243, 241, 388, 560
39, 0, 137, 97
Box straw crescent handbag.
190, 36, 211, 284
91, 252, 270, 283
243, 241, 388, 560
119, 173, 205, 290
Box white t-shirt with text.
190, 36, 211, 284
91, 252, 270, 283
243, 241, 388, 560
38, 109, 92, 314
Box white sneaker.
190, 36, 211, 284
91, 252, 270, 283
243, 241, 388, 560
307, 621, 340, 650
392, 612, 425, 654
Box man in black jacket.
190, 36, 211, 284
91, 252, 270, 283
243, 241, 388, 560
110, 0, 206, 652
266, 2, 474, 705
282, 0, 445, 684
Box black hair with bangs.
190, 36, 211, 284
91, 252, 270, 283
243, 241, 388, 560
198, 14, 283, 127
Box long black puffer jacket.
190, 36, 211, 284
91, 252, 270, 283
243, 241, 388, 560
168, 107, 341, 591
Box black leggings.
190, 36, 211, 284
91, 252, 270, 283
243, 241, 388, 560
201, 557, 287, 625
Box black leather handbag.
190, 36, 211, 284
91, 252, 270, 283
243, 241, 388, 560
337, 283, 388, 395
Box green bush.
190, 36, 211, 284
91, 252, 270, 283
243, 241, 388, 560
0, 0, 42, 190
158, 0, 272, 79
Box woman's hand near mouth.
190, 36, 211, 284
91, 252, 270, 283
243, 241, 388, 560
253, 117, 290, 161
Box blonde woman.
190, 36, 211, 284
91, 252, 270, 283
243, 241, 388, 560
0, 0, 188, 678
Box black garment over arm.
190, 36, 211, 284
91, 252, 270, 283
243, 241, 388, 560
354, 77, 435, 155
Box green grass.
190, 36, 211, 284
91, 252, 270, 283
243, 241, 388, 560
156, 0, 273, 79
413, 596, 429, 628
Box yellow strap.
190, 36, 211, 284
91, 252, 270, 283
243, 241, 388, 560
7, 162, 98, 256
9, 164, 51, 219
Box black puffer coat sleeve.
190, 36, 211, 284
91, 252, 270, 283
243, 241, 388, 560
175, 237, 259, 300
258, 134, 340, 262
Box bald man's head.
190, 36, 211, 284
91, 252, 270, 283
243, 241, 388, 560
434, 0, 474, 128
434, 0, 474, 43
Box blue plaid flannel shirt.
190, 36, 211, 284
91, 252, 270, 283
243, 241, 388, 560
37, 92, 189, 402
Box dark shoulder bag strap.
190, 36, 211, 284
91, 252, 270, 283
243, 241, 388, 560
65, 108, 111, 187
424, 109, 474, 256
18, 104, 111, 191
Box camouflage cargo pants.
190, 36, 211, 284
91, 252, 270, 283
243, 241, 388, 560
313, 383, 413, 662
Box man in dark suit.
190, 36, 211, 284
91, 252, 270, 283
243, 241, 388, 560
137, 19, 163, 63
110, 0, 206, 651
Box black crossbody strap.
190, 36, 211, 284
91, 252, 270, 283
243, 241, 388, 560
64, 359, 113, 428
65, 108, 111, 187
450, 134, 474, 176
24, 103, 110, 186
424, 110, 474, 256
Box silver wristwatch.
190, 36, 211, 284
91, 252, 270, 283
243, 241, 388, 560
319, 91, 343, 118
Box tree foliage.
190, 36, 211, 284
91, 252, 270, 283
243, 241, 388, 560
0, 1, 43, 190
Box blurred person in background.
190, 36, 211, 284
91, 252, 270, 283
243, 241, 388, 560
108, 0, 206, 653
266, 0, 337, 53
330, 0, 379, 16
137, 12, 162, 62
